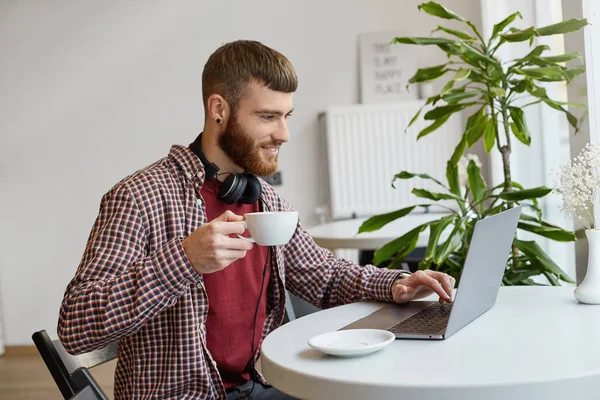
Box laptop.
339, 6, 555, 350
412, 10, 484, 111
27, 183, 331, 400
340, 206, 522, 340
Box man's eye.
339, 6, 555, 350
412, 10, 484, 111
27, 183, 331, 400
262, 115, 274, 121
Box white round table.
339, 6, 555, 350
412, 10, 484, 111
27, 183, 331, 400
305, 213, 448, 250
261, 286, 600, 400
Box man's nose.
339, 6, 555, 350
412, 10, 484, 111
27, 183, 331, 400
273, 119, 290, 143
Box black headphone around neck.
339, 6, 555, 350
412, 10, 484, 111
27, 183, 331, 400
189, 133, 262, 205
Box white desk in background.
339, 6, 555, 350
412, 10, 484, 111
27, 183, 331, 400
305, 212, 448, 251
261, 286, 598, 400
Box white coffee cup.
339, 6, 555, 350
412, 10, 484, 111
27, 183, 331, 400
237, 211, 298, 246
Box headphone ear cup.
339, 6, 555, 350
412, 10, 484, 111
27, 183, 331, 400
219, 173, 247, 204
238, 173, 262, 204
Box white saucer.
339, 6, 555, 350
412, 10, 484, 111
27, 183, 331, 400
308, 329, 395, 357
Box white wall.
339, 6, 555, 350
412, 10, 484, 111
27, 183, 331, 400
0, 0, 482, 345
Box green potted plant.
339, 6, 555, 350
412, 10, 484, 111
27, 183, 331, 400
359, 1, 587, 285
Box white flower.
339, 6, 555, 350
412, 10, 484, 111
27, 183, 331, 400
458, 154, 482, 188
553, 143, 600, 230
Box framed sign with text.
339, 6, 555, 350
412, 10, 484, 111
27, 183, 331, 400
359, 31, 419, 104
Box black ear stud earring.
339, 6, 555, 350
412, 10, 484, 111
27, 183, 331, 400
216, 118, 222, 124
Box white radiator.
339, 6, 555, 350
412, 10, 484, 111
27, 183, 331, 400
324, 101, 464, 220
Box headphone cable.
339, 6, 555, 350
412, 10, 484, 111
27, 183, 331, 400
234, 246, 270, 400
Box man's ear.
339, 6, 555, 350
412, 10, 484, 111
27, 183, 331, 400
207, 94, 230, 124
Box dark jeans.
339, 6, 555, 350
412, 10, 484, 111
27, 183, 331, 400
226, 380, 298, 400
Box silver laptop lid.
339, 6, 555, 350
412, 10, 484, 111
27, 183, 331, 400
444, 206, 522, 338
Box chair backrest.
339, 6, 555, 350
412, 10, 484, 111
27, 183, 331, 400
32, 330, 116, 400
284, 290, 296, 322
70, 385, 101, 400
55, 337, 117, 374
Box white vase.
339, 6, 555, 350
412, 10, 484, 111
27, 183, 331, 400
574, 229, 600, 304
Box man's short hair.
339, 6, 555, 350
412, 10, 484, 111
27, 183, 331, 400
202, 40, 298, 116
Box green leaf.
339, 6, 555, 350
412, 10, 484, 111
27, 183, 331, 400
527, 54, 583, 68
564, 67, 585, 81
523, 203, 543, 220
422, 215, 456, 266
484, 118, 496, 153
437, 43, 463, 59
518, 212, 543, 224
543, 271, 561, 286
490, 87, 506, 97
408, 64, 449, 83
424, 103, 475, 120
508, 107, 531, 146
496, 186, 552, 201
518, 45, 550, 63
467, 69, 490, 83
466, 108, 487, 146
467, 159, 486, 206
412, 188, 463, 202
492, 11, 522, 38
442, 90, 478, 103
449, 134, 468, 166
520, 82, 581, 131
537, 18, 588, 36
514, 66, 568, 81
514, 239, 574, 283
456, 42, 498, 64
418, 1, 465, 21
508, 265, 545, 284
517, 221, 576, 242
425, 94, 442, 106
510, 122, 530, 146
417, 114, 451, 139
446, 162, 461, 197
524, 81, 548, 97
510, 79, 529, 94
482, 203, 508, 218
537, 52, 582, 63
433, 26, 476, 41
440, 79, 454, 95
499, 26, 538, 42
545, 99, 585, 108
406, 107, 423, 132
392, 171, 445, 188
433, 219, 465, 265
373, 224, 429, 265
438, 43, 488, 68
358, 205, 418, 233
454, 68, 471, 81
392, 37, 457, 45
541, 98, 579, 131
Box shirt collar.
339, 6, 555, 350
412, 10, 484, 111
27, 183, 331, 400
167, 144, 207, 184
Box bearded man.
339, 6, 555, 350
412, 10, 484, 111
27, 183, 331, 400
58, 40, 454, 400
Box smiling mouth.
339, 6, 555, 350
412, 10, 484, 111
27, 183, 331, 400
262, 146, 279, 156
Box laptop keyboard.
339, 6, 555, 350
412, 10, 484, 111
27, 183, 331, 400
388, 303, 452, 335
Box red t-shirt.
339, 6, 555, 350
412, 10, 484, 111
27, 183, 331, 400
200, 179, 270, 390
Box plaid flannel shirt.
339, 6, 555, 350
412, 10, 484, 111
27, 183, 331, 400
58, 145, 401, 399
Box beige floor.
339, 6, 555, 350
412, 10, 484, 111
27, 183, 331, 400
0, 354, 116, 400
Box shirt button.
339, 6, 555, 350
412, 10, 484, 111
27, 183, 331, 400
196, 282, 202, 289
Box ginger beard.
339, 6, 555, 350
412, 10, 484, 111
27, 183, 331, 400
218, 113, 279, 177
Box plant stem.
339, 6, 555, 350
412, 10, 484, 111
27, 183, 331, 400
499, 95, 520, 268
500, 106, 513, 195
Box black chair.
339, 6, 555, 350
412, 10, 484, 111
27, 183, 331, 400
31, 330, 117, 400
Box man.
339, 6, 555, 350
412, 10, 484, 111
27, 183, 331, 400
58, 40, 455, 400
